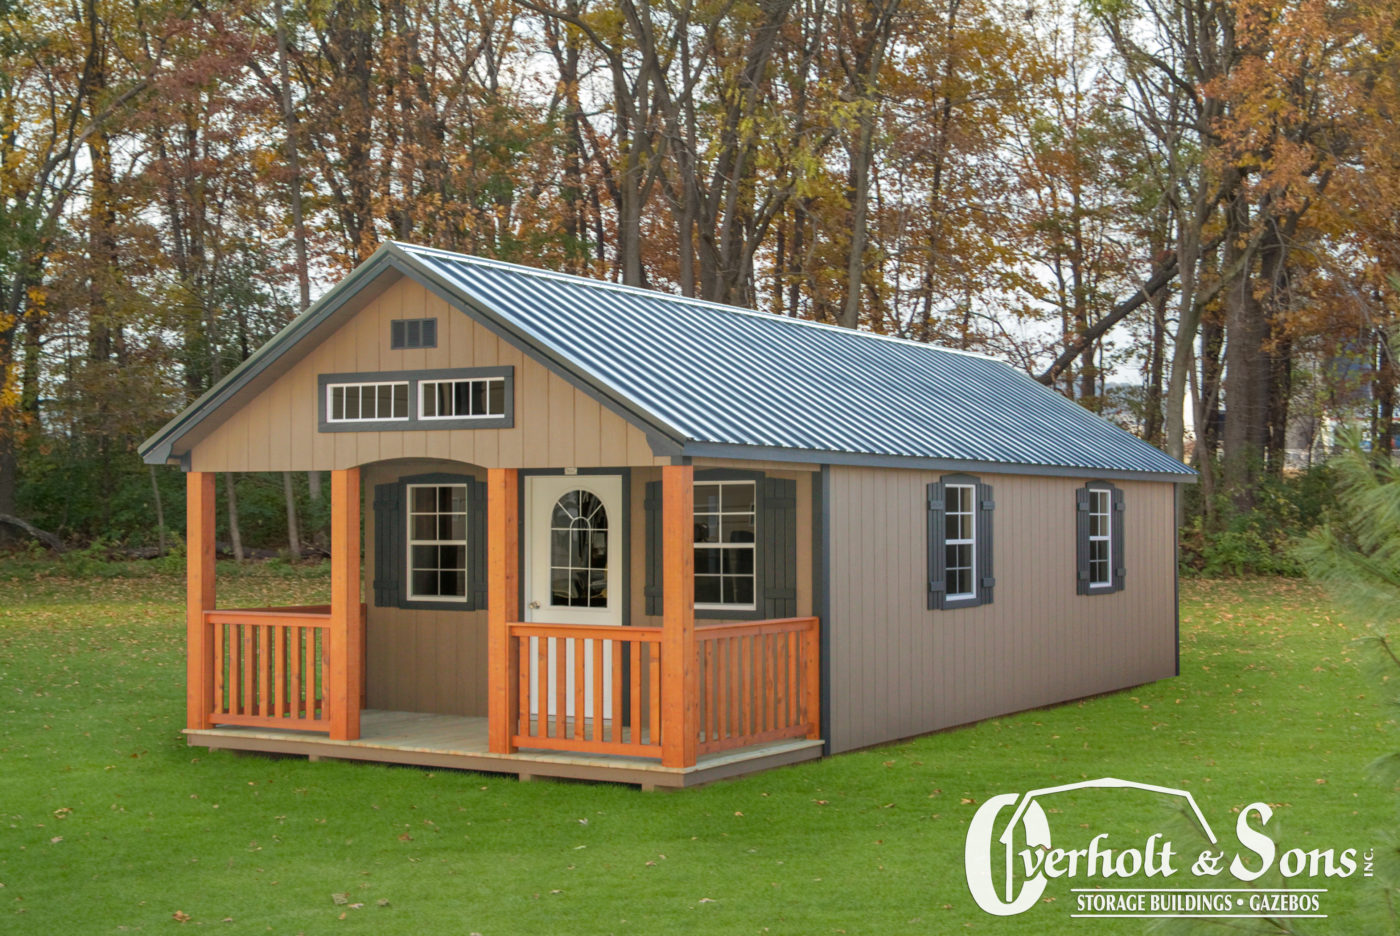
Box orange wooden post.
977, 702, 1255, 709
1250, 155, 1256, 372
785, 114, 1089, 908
487, 468, 520, 753
661, 464, 697, 768
186, 471, 216, 731
329, 467, 363, 740
803, 618, 821, 740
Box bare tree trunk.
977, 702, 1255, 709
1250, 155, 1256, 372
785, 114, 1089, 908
276, 0, 311, 312
225, 472, 244, 562
308, 470, 321, 501
150, 466, 167, 555
282, 471, 302, 558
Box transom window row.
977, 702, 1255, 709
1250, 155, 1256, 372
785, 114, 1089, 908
326, 376, 505, 423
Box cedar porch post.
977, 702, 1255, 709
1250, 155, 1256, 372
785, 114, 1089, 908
329, 467, 363, 740
186, 471, 216, 730
487, 468, 520, 754
661, 464, 697, 768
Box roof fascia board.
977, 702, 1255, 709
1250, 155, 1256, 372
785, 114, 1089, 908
140, 250, 403, 465
679, 441, 1198, 484
384, 246, 690, 449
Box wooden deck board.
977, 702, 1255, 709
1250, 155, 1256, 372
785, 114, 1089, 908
187, 709, 822, 788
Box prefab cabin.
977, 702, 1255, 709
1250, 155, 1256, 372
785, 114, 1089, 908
140, 243, 1194, 788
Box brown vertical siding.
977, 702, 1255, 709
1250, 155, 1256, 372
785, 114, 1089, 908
188, 277, 667, 472
362, 459, 488, 717
825, 465, 1178, 754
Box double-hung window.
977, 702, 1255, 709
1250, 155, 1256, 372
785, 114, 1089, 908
927, 474, 994, 610
1077, 482, 1125, 594
406, 483, 469, 602
693, 480, 757, 609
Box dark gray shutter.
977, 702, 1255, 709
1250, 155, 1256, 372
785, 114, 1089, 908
926, 481, 946, 610
761, 477, 798, 618
1111, 486, 1126, 593
390, 320, 406, 349
467, 478, 489, 610
1075, 486, 1091, 595
372, 482, 403, 607
976, 481, 995, 606
643, 480, 663, 616
421, 318, 437, 348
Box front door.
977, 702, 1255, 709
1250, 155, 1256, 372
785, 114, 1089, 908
524, 474, 624, 721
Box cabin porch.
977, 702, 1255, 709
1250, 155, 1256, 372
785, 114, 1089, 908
181, 465, 823, 786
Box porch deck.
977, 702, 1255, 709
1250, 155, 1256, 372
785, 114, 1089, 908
186, 709, 823, 789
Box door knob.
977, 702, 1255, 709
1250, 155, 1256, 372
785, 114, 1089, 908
528, 600, 541, 610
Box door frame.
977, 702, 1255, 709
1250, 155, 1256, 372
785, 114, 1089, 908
518, 468, 631, 628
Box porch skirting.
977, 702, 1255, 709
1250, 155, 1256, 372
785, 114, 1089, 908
185, 709, 823, 789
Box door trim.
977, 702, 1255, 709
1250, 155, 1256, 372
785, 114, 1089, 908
518, 468, 631, 628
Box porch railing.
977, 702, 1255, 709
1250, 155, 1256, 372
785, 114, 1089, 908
508, 623, 664, 757
507, 617, 820, 761
696, 617, 820, 755
205, 605, 365, 729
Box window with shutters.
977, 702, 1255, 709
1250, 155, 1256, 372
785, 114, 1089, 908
644, 470, 798, 621
927, 474, 995, 610
1077, 482, 1125, 595
373, 473, 487, 610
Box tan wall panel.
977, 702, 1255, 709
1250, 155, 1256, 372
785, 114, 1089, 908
189, 277, 667, 471
362, 459, 489, 717
825, 466, 1177, 754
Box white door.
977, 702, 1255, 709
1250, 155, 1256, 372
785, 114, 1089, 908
524, 475, 624, 722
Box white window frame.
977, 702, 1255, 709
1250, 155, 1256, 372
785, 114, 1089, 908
694, 479, 757, 612
406, 483, 469, 603
418, 377, 507, 421
325, 381, 410, 423
1088, 488, 1112, 588
944, 483, 976, 600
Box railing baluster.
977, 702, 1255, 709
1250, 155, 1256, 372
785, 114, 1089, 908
610, 639, 623, 744
591, 639, 603, 742
629, 641, 642, 745
573, 637, 585, 740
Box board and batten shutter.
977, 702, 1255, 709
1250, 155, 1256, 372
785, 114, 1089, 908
761, 476, 798, 618
643, 480, 663, 616
467, 477, 488, 609
372, 481, 404, 607
975, 480, 995, 606
926, 480, 946, 610
1075, 486, 1091, 595
1111, 485, 1126, 592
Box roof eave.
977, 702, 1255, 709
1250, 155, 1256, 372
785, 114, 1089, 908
681, 440, 1198, 483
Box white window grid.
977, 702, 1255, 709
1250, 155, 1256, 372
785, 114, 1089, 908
944, 484, 976, 599
1088, 488, 1111, 587
694, 480, 757, 611
406, 483, 469, 602
326, 381, 411, 423
419, 377, 506, 420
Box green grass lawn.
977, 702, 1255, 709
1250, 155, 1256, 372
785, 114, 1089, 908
0, 564, 1393, 934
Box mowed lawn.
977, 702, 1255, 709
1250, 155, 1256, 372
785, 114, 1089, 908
0, 565, 1393, 935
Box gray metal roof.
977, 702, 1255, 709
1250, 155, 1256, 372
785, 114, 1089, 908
141, 241, 1193, 480
400, 243, 1192, 478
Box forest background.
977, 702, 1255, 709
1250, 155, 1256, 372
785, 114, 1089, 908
2, 0, 1395, 572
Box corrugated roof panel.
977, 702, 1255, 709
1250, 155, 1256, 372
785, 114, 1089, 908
399, 243, 1192, 476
